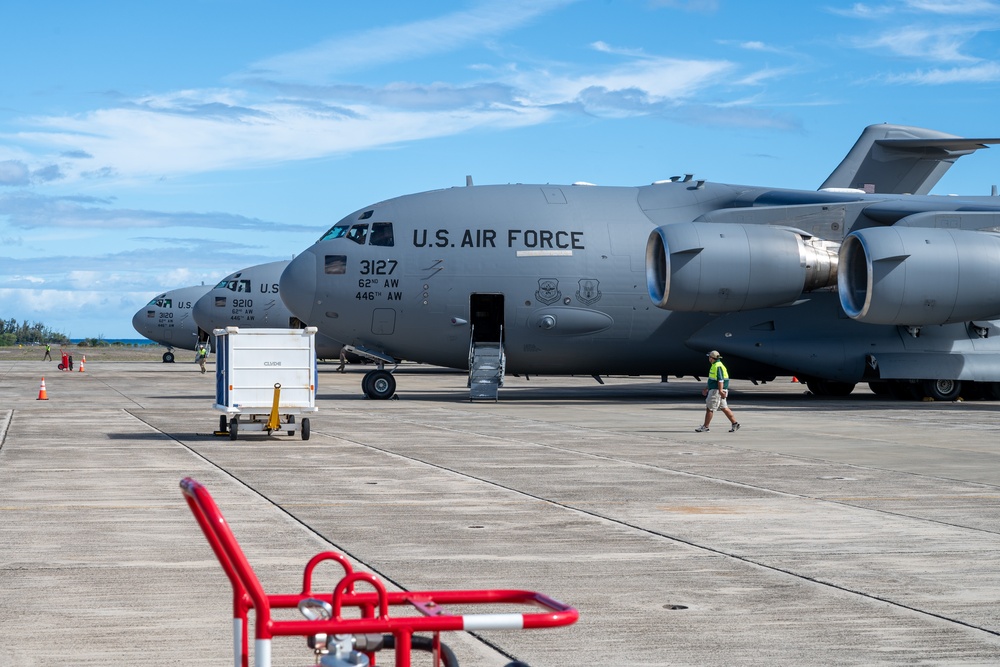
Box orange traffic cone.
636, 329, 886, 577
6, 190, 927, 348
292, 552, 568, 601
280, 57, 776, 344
37, 377, 49, 400
79, 355, 85, 372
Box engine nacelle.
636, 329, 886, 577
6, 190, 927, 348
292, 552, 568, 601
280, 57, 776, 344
646, 222, 838, 312
838, 226, 1000, 325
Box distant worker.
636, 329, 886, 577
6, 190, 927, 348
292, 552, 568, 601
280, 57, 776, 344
337, 347, 347, 373
43, 344, 51, 361
696, 351, 740, 433
197, 346, 208, 374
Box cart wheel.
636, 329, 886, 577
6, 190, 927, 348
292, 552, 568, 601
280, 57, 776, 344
301, 418, 310, 441
229, 416, 239, 441
287, 415, 295, 436
363, 369, 396, 400
58, 363, 65, 371
219, 415, 228, 432
163, 351, 175, 363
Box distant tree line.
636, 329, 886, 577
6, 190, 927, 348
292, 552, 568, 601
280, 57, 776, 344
0, 318, 70, 347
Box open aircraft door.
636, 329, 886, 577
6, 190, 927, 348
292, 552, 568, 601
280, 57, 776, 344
469, 293, 505, 400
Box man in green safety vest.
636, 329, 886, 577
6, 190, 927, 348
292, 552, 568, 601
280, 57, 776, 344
197, 345, 208, 374
695, 351, 740, 433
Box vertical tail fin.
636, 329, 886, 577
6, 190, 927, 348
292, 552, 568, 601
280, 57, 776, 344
820, 123, 1000, 195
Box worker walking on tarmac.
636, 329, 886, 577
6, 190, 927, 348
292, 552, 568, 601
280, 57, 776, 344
337, 347, 347, 373
43, 343, 52, 361
696, 351, 740, 433
197, 345, 208, 374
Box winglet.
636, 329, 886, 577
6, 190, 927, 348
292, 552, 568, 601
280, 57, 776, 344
820, 124, 1000, 195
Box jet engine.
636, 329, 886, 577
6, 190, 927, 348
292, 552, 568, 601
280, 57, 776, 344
838, 226, 1000, 325
646, 222, 839, 312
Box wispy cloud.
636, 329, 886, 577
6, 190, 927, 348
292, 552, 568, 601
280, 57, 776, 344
905, 0, 1000, 14
832, 1, 1000, 18
884, 61, 1000, 82
247, 0, 578, 82
864, 25, 984, 62
0, 193, 316, 232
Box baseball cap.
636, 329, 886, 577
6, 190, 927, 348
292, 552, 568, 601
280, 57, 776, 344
707, 350, 721, 359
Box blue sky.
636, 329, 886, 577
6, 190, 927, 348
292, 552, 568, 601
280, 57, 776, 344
3, 0, 1000, 338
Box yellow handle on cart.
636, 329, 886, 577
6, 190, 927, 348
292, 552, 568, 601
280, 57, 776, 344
267, 383, 281, 431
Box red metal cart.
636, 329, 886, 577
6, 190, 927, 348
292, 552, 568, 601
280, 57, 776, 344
180, 477, 578, 667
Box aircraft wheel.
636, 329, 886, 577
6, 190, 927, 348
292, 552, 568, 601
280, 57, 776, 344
922, 378, 962, 401
806, 379, 856, 397
363, 369, 396, 400
229, 416, 239, 441
287, 414, 295, 436
825, 381, 856, 397
301, 418, 310, 441
163, 351, 175, 363
219, 415, 228, 432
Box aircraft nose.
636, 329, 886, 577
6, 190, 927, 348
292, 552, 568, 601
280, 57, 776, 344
280, 249, 318, 322
191, 294, 212, 332
131, 308, 151, 338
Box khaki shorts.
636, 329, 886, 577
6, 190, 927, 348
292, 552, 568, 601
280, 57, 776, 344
706, 389, 728, 412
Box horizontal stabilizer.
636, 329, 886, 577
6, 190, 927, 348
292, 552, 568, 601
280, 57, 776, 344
820, 124, 1000, 195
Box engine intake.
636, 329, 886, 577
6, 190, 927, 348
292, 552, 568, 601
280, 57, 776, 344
646, 222, 838, 312
838, 226, 1000, 325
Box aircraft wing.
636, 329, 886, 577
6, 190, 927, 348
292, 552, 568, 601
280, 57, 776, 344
820, 123, 1000, 195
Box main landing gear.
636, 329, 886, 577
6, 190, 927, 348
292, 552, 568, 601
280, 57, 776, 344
343, 344, 399, 400
362, 368, 396, 400
806, 377, 1000, 401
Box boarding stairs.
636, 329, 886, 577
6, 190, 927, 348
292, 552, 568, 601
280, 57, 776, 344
468, 326, 505, 401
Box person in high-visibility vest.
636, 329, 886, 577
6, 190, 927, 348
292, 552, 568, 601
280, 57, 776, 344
197, 345, 209, 374
43, 343, 52, 361
696, 351, 740, 433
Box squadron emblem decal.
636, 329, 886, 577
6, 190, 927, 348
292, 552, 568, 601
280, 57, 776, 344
535, 279, 561, 305
576, 279, 602, 306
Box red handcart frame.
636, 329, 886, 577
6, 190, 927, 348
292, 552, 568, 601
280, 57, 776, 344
180, 477, 578, 667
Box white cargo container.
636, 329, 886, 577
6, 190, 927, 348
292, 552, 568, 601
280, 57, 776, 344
213, 327, 318, 440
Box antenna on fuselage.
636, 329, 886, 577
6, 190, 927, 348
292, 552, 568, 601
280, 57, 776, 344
466, 175, 474, 187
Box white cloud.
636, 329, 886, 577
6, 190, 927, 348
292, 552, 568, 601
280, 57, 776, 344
905, 0, 1000, 14
248, 0, 577, 82
884, 61, 1000, 82
865, 25, 983, 62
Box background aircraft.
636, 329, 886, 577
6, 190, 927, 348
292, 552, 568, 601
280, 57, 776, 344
191, 260, 346, 359
278, 124, 1000, 401
131, 284, 211, 362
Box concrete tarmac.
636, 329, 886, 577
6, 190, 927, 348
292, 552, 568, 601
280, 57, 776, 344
2, 358, 1000, 666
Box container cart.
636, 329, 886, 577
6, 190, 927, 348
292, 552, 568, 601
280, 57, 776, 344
181, 477, 579, 667
213, 327, 318, 441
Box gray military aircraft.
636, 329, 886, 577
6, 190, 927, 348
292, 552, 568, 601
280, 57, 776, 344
278, 123, 1000, 401
132, 284, 211, 362
191, 260, 346, 359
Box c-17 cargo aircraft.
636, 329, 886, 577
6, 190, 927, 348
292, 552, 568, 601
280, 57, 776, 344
192, 260, 347, 359
279, 123, 1000, 401
132, 284, 212, 362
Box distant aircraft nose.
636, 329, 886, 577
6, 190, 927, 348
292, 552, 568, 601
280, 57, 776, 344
280, 249, 318, 322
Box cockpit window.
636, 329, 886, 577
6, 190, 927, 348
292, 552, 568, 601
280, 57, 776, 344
320, 223, 350, 242
149, 297, 171, 308
346, 223, 368, 245
370, 222, 394, 247
216, 278, 250, 292
325, 255, 347, 275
